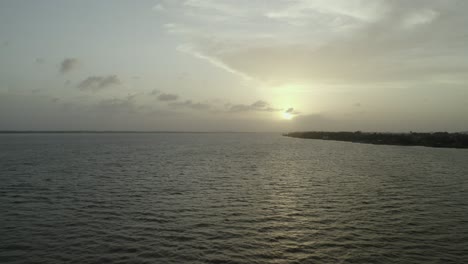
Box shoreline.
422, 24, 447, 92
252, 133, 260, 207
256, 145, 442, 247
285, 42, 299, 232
284, 131, 468, 149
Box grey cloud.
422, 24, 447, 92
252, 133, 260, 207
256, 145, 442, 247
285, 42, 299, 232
158, 93, 179, 101
163, 95, 285, 113
77, 75, 121, 91
0, 93, 332, 131
227, 104, 250, 112
251, 100, 269, 108
285, 107, 300, 115
149, 89, 160, 96
229, 100, 281, 112
35, 58, 45, 64
170, 100, 211, 111
60, 58, 79, 74
3, 92, 465, 132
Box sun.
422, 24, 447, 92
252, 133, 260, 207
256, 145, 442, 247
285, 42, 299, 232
281, 112, 294, 120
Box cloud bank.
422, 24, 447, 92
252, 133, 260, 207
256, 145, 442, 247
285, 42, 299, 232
159, 1, 468, 87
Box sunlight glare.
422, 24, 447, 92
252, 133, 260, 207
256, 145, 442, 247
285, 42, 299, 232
281, 112, 294, 120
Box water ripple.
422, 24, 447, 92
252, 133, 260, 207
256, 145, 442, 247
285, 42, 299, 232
1, 133, 468, 263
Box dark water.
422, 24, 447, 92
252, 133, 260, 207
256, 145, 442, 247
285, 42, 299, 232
1, 133, 468, 264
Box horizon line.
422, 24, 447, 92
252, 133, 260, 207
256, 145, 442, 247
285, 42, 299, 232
1, 130, 466, 134
0, 130, 273, 134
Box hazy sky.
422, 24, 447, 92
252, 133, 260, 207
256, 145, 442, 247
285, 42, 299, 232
1, 0, 467, 132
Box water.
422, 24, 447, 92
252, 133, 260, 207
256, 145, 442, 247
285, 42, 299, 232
1, 133, 467, 263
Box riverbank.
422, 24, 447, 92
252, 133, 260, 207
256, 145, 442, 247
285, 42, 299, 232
284, 131, 468, 149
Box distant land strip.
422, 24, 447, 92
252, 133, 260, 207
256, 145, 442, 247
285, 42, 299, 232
0, 131, 252, 134
283, 131, 468, 149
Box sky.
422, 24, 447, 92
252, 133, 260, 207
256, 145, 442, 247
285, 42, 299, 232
1, 0, 467, 132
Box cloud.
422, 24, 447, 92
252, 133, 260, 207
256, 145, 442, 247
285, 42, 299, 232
402, 8, 439, 29
77, 75, 121, 91
158, 93, 179, 101
153, 90, 286, 114
169, 100, 211, 111
229, 100, 281, 112
285, 107, 300, 115
160, 95, 287, 115
60, 58, 79, 74
149, 89, 160, 96
150, 90, 214, 111
251, 100, 269, 108
161, 1, 468, 87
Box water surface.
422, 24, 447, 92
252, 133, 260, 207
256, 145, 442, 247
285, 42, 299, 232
1, 133, 467, 263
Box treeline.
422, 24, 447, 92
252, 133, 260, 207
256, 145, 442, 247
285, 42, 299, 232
283, 131, 468, 149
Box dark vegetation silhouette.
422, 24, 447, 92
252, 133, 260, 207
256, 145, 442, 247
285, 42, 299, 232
284, 131, 468, 149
